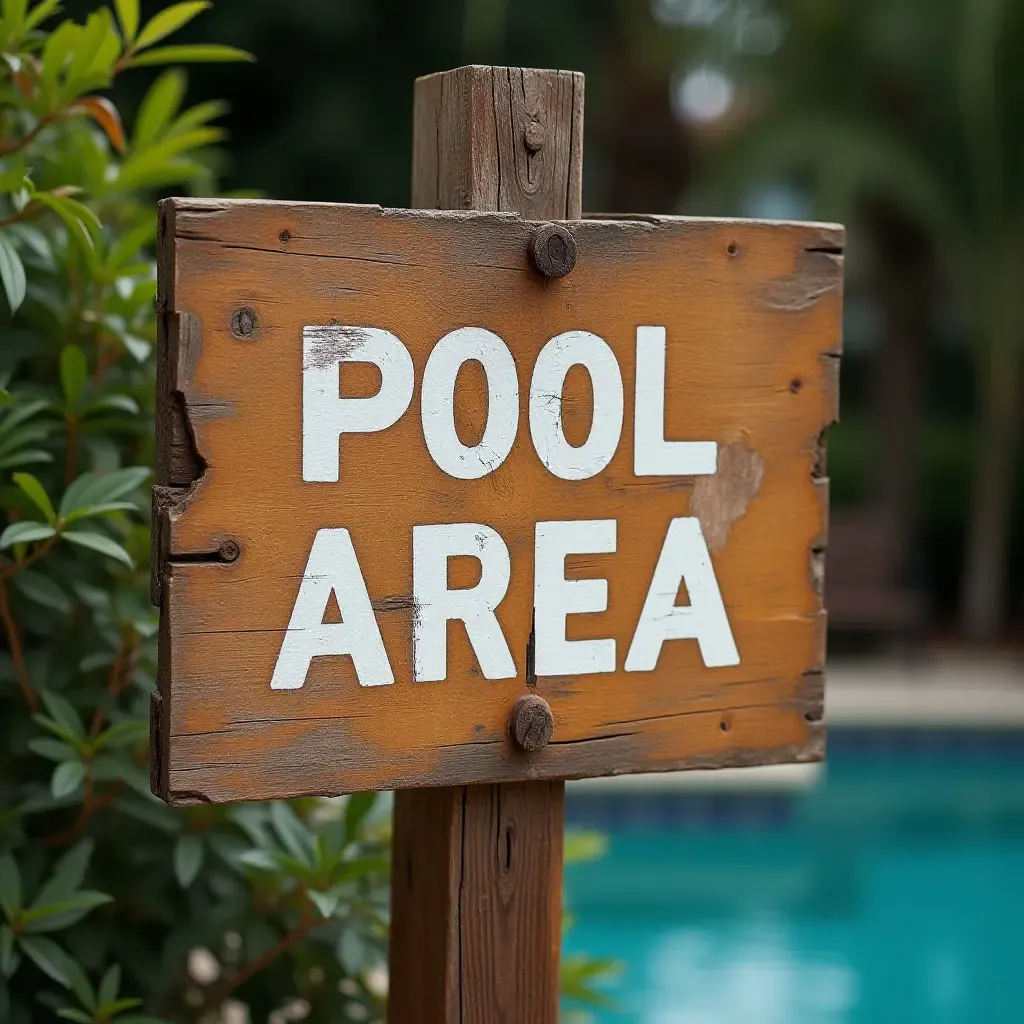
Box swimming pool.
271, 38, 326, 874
563, 729, 1024, 1022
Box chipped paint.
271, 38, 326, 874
691, 439, 765, 552
759, 248, 843, 313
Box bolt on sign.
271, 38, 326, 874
151, 197, 842, 806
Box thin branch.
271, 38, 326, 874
0, 536, 59, 581
205, 911, 324, 1007
0, 579, 38, 711
0, 113, 55, 157
44, 778, 123, 847
89, 627, 137, 737
0, 203, 44, 229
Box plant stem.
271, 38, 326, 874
0, 113, 54, 157
205, 911, 323, 1008
0, 537, 58, 581
89, 627, 137, 736
0, 579, 38, 711
45, 778, 123, 847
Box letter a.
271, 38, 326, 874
271, 528, 393, 689
625, 517, 739, 671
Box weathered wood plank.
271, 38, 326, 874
152, 201, 840, 802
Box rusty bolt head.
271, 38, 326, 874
523, 119, 547, 153
219, 540, 241, 563
510, 694, 554, 753
230, 306, 258, 339
529, 224, 577, 279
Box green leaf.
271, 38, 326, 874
59, 467, 150, 517
33, 193, 96, 256
57, 1010, 93, 1023
34, 840, 94, 907
61, 530, 133, 568
42, 21, 80, 86
21, 891, 112, 933
0, 232, 26, 313
0, 449, 54, 470
62, 502, 138, 527
64, 956, 96, 1012
270, 801, 314, 867
85, 395, 140, 416
0, 521, 55, 549
113, 0, 139, 41
13, 471, 56, 523
40, 690, 85, 738
135, 1, 210, 49
100, 997, 143, 1016
344, 791, 377, 842
51, 760, 86, 799
63, 8, 113, 92
307, 889, 339, 918
27, 738, 77, 762
127, 43, 253, 67
173, 835, 203, 887
3, 0, 29, 32
98, 962, 120, 1006
11, 569, 71, 614
92, 719, 147, 750
0, 856, 21, 918
59, 346, 87, 407
0, 925, 16, 977
236, 849, 277, 871
25, 0, 63, 31
0, 399, 51, 436
135, 68, 186, 147
17, 935, 71, 986
337, 927, 368, 973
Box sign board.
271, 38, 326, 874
151, 197, 842, 805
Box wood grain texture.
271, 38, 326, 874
412, 65, 582, 218
152, 200, 841, 802
389, 782, 564, 1023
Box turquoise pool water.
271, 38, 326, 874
563, 730, 1024, 1023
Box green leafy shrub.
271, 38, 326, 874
0, 3, 392, 1022
0, 4, 618, 1021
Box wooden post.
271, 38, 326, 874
388, 66, 584, 1023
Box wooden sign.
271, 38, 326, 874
151, 197, 841, 806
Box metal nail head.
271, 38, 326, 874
530, 223, 577, 279
510, 694, 554, 753
220, 540, 241, 563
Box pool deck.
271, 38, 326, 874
572, 653, 1024, 793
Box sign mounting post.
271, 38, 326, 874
151, 64, 842, 1024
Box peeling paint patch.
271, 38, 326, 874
759, 249, 843, 313
302, 325, 373, 370
691, 440, 765, 551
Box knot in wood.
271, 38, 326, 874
230, 306, 258, 339
523, 119, 547, 153
529, 224, 577, 279
509, 694, 554, 753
